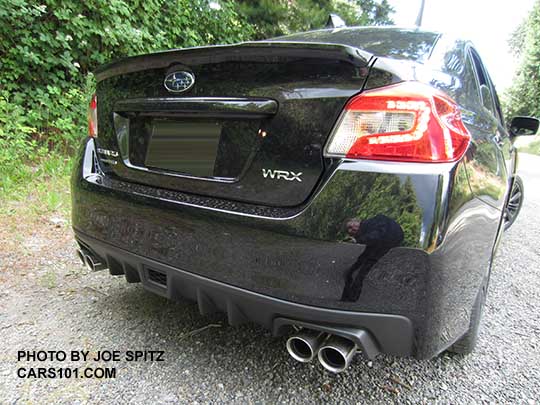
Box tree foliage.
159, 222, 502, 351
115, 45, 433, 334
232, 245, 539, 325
236, 0, 394, 39
504, 0, 540, 118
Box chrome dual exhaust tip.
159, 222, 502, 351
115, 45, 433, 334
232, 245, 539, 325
317, 335, 357, 373
286, 328, 358, 373
286, 330, 326, 363
77, 249, 107, 271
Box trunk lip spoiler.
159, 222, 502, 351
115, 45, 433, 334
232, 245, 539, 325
94, 41, 373, 82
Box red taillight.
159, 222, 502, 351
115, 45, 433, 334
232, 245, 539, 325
324, 82, 471, 163
88, 94, 98, 138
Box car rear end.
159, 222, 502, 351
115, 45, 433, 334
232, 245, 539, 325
72, 37, 497, 365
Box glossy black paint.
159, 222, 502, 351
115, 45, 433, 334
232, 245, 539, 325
94, 41, 370, 82
364, 34, 514, 213
95, 42, 371, 206
75, 230, 413, 358
72, 27, 518, 359
276, 27, 440, 62
114, 97, 279, 118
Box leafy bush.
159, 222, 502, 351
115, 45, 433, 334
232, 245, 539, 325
0, 91, 41, 193
0, 0, 253, 199
0, 0, 252, 130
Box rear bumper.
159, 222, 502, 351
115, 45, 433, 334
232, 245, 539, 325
72, 139, 501, 358
75, 230, 413, 358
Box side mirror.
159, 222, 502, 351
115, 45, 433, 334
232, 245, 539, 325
509, 116, 540, 137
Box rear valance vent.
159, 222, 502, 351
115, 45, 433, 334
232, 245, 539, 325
147, 268, 168, 287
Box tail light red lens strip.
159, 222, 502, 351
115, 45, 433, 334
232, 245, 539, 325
88, 94, 98, 138
324, 82, 471, 163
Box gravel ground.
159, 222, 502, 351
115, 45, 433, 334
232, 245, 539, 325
1, 154, 539, 404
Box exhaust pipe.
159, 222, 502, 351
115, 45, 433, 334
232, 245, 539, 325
76, 249, 86, 266
83, 252, 107, 271
317, 335, 357, 373
286, 329, 326, 363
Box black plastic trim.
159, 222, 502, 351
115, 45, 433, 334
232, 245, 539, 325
74, 230, 414, 357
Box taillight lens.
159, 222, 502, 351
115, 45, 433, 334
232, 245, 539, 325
324, 82, 471, 162
88, 94, 98, 138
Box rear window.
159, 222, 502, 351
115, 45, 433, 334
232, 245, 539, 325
274, 27, 440, 63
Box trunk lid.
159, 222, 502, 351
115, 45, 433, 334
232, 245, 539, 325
94, 42, 372, 207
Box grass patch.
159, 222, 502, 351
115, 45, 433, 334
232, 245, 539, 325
0, 154, 74, 220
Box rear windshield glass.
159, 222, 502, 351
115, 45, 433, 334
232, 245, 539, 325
274, 28, 440, 62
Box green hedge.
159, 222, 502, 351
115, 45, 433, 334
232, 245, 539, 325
0, 0, 252, 139
0, 0, 253, 195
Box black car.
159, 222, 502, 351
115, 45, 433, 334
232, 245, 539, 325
72, 27, 538, 373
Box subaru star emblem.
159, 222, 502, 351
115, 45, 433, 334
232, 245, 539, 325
164, 71, 195, 93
